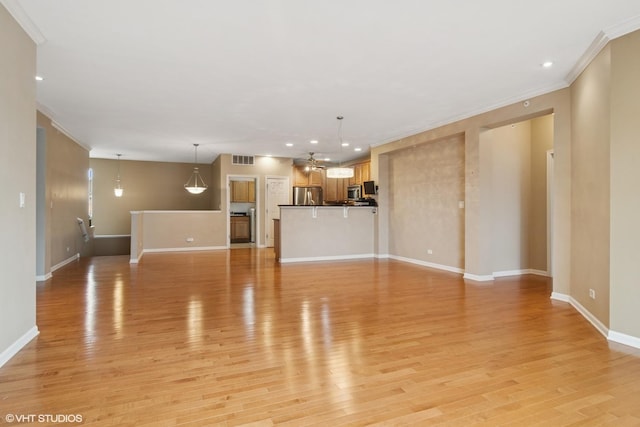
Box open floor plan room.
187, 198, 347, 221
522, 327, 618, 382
1, 249, 639, 425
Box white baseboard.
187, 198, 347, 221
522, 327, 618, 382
608, 330, 640, 349
463, 273, 495, 282
51, 253, 79, 272
388, 255, 464, 275
567, 296, 609, 338
279, 253, 374, 264
143, 246, 228, 254
35, 272, 52, 282
131, 246, 228, 263
0, 326, 39, 369
551, 293, 640, 350
493, 269, 550, 278
129, 250, 144, 264
550, 292, 571, 302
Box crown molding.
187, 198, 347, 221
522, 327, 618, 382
369, 80, 568, 148
564, 31, 610, 85
50, 120, 92, 152
0, 0, 46, 45
603, 13, 640, 40
565, 14, 640, 85
37, 102, 92, 152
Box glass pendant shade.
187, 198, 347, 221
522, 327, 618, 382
114, 154, 124, 197
326, 167, 354, 178
114, 182, 123, 197
185, 144, 208, 194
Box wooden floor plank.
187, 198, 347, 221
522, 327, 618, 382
1, 249, 639, 425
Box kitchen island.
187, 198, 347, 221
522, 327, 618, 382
277, 205, 377, 263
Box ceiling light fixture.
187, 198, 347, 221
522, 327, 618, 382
35, 75, 44, 81
310, 140, 318, 144
184, 144, 208, 194
542, 61, 553, 68
326, 116, 354, 179
114, 154, 124, 197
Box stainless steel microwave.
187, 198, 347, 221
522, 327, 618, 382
347, 185, 361, 200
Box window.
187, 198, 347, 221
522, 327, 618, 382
88, 168, 93, 225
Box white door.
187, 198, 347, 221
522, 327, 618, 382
266, 177, 290, 247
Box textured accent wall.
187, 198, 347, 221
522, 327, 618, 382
388, 135, 465, 269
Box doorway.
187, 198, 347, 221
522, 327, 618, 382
228, 176, 258, 247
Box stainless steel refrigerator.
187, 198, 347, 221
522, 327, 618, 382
292, 186, 323, 206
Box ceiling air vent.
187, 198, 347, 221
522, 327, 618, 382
232, 155, 255, 165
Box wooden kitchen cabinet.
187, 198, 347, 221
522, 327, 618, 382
293, 166, 324, 187
348, 161, 371, 186
325, 177, 347, 201
231, 181, 256, 202
230, 216, 251, 243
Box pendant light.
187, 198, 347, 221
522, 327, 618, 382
114, 154, 124, 197
184, 143, 208, 194
326, 116, 354, 179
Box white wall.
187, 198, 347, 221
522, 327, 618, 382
0, 4, 38, 366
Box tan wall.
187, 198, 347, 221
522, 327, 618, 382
140, 211, 227, 251
570, 45, 611, 326
90, 158, 213, 235
372, 89, 570, 286
0, 4, 37, 362
609, 30, 640, 338
387, 135, 465, 269
210, 156, 222, 210
217, 154, 293, 246
529, 115, 554, 271
485, 121, 532, 273
37, 112, 91, 268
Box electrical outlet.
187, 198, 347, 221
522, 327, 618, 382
427, 249, 433, 255
589, 289, 596, 299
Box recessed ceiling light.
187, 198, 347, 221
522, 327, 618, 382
310, 140, 318, 144
324, 157, 331, 161
341, 142, 349, 147
35, 75, 44, 81
542, 61, 553, 68
354, 147, 362, 152
285, 143, 293, 147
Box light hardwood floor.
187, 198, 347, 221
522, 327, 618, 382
1, 249, 640, 426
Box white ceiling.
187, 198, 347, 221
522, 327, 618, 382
5, 1, 640, 164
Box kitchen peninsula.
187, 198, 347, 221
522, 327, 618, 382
276, 205, 377, 263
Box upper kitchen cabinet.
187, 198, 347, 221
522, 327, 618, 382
230, 180, 256, 203
293, 165, 324, 187
348, 161, 371, 186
